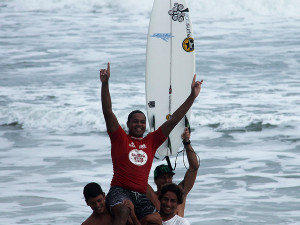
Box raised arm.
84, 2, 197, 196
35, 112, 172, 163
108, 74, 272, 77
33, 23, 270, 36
177, 128, 199, 217
178, 127, 199, 194
146, 184, 160, 210
100, 62, 119, 133
160, 74, 203, 137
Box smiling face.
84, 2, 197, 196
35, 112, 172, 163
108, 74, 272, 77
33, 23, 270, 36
155, 173, 173, 191
160, 191, 178, 220
86, 194, 106, 215
127, 112, 146, 138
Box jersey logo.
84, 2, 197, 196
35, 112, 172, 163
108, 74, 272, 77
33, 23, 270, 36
139, 144, 147, 149
129, 142, 136, 148
129, 149, 148, 166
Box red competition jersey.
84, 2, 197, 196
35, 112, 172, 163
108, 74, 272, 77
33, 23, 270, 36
108, 125, 167, 194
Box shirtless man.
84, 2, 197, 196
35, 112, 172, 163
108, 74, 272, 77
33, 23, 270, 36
147, 128, 199, 217
82, 182, 145, 225
82, 182, 112, 225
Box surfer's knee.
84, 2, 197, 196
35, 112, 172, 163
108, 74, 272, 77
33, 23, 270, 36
140, 212, 162, 225
111, 203, 130, 222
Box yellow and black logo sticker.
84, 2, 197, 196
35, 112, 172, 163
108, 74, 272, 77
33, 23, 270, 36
182, 37, 194, 52
166, 114, 172, 120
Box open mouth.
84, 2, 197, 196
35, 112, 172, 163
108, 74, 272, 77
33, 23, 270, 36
162, 206, 172, 213
135, 127, 144, 133
95, 207, 103, 213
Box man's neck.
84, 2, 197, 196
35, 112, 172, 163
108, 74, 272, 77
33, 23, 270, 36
92, 209, 109, 218
129, 135, 143, 140
160, 213, 176, 222
155, 190, 161, 197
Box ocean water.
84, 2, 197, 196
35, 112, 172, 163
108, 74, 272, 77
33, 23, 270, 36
1, 0, 300, 224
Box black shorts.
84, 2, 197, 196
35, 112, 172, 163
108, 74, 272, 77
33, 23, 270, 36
106, 186, 157, 220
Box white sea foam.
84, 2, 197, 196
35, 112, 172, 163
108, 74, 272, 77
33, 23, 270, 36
1, 1, 300, 224
1, 80, 299, 132
1, 95, 297, 132
5, 0, 300, 19
0, 136, 13, 149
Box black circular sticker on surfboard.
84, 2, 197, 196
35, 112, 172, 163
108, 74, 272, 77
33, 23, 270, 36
182, 37, 194, 52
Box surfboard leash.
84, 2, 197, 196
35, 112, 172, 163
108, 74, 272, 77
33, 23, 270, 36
158, 147, 200, 173
174, 148, 200, 172
175, 116, 200, 170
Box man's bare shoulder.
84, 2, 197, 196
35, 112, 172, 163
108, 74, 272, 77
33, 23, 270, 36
82, 213, 112, 225
81, 214, 94, 225
81, 215, 91, 225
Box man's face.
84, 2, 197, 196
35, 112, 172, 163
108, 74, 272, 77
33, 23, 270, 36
127, 113, 146, 137
86, 194, 106, 215
160, 191, 178, 217
155, 173, 173, 189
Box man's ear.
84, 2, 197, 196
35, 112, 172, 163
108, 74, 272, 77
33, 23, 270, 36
85, 199, 89, 206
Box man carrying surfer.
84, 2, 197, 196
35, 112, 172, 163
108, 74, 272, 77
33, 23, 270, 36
100, 62, 203, 225
159, 183, 190, 225
147, 127, 199, 217
82, 182, 112, 225
123, 183, 190, 225
82, 182, 142, 225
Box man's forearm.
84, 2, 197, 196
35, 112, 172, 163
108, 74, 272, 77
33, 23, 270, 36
171, 94, 196, 125
101, 82, 112, 117
186, 144, 199, 171
162, 94, 196, 136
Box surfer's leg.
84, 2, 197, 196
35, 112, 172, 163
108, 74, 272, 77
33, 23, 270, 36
106, 186, 131, 225
140, 212, 162, 225
111, 203, 130, 225
134, 193, 162, 225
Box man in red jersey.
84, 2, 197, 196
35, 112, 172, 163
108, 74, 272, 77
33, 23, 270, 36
100, 62, 203, 225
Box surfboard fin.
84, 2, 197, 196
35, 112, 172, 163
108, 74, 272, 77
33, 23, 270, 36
150, 115, 156, 132
185, 115, 191, 133
167, 136, 172, 155
165, 156, 174, 171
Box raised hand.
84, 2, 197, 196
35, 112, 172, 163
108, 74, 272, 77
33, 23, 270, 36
191, 74, 203, 98
181, 127, 190, 142
100, 62, 110, 83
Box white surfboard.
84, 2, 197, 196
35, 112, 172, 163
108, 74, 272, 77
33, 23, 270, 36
146, 0, 195, 156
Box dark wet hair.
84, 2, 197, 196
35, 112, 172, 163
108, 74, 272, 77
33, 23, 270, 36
127, 110, 146, 122
158, 183, 184, 204
154, 164, 175, 180
83, 182, 104, 200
